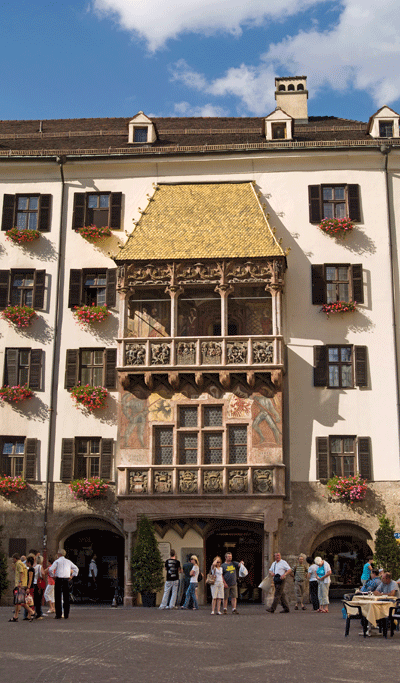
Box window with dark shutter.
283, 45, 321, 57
100, 439, 114, 480
109, 193, 122, 229
65, 350, 79, 389
33, 270, 46, 310
38, 194, 52, 231
351, 264, 364, 303
61, 439, 74, 481
1, 194, 52, 232
4, 349, 19, 386
72, 192, 122, 230
68, 268, 117, 308
316, 437, 328, 480
68, 270, 83, 308
355, 346, 368, 387
104, 348, 117, 389
25, 438, 37, 481
313, 346, 328, 386
347, 185, 361, 222
4, 348, 43, 390
29, 349, 43, 390
1, 194, 16, 231
106, 269, 117, 307
311, 265, 325, 304
309, 185, 322, 223
72, 193, 86, 230
308, 184, 361, 223
358, 437, 371, 480
0, 270, 10, 309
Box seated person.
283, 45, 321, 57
373, 572, 399, 597
360, 569, 381, 593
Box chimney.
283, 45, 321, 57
275, 76, 308, 123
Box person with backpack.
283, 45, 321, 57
266, 552, 292, 613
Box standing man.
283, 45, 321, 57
221, 551, 245, 615
88, 554, 98, 601
266, 551, 292, 613
159, 549, 182, 609
49, 549, 79, 620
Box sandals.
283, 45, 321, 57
8, 617, 18, 622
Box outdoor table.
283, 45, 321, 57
345, 596, 396, 628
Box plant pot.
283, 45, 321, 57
141, 591, 156, 607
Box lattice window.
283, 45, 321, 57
155, 427, 173, 465
179, 433, 198, 464
204, 432, 223, 464
179, 406, 198, 427
228, 426, 248, 464
204, 405, 223, 427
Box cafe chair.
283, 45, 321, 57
389, 599, 400, 637
342, 601, 368, 637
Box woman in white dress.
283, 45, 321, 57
210, 556, 225, 615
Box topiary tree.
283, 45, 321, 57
374, 514, 400, 578
131, 515, 164, 595
0, 527, 9, 599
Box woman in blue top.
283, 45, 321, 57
360, 557, 373, 586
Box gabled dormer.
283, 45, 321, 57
128, 112, 157, 144
264, 108, 293, 141
367, 106, 400, 139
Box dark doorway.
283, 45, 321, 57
206, 523, 263, 603
313, 534, 373, 589
64, 529, 124, 603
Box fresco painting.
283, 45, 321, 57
252, 392, 282, 446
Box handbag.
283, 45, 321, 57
197, 569, 203, 582
273, 573, 282, 586
37, 577, 46, 591
206, 572, 216, 585
26, 593, 34, 606
13, 587, 26, 604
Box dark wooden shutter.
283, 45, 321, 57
4, 348, 19, 386
72, 193, 86, 229
316, 437, 329, 480
351, 264, 364, 303
0, 270, 10, 309
106, 269, 117, 308
311, 265, 326, 304
25, 438, 37, 481
61, 439, 74, 481
347, 185, 361, 222
358, 437, 371, 480
68, 270, 83, 308
1, 194, 16, 231
38, 194, 52, 231
29, 349, 43, 390
33, 270, 46, 310
109, 192, 122, 229
104, 348, 117, 389
308, 185, 322, 223
314, 346, 328, 386
100, 439, 114, 480
355, 346, 368, 387
65, 349, 79, 389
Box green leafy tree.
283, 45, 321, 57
131, 515, 164, 594
374, 514, 400, 578
0, 527, 9, 598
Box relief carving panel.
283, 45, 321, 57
253, 469, 273, 493
178, 470, 198, 494
203, 470, 223, 493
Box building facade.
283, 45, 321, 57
1, 78, 400, 603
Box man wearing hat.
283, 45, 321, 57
49, 549, 79, 619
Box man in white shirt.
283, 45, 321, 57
49, 549, 79, 620
266, 552, 292, 613
88, 554, 98, 601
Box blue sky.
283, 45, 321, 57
1, 0, 400, 122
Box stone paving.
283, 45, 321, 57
1, 602, 399, 683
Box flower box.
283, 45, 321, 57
0, 384, 34, 403
73, 304, 109, 324
69, 477, 108, 500
70, 385, 108, 411
321, 301, 357, 318
6, 228, 41, 244
76, 225, 112, 242
1, 305, 37, 328
318, 217, 354, 238
327, 475, 367, 503
0, 475, 28, 496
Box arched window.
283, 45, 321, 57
297, 83, 304, 91
278, 84, 286, 91
288, 84, 295, 91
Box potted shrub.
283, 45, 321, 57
0, 475, 28, 496
326, 474, 367, 503
321, 301, 357, 318
1, 305, 37, 328
0, 384, 34, 403
70, 385, 108, 411
131, 515, 164, 606
6, 228, 41, 244
69, 477, 108, 500
318, 217, 354, 238
75, 225, 112, 242
73, 304, 109, 325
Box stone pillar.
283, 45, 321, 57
123, 521, 137, 607
216, 285, 233, 337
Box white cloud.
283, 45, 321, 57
173, 101, 230, 117
92, 0, 322, 51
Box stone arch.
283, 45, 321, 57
310, 521, 373, 553
56, 515, 124, 548
278, 84, 286, 91
297, 83, 304, 90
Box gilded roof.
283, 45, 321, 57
115, 182, 285, 261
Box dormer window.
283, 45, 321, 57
128, 112, 157, 144
272, 123, 287, 140
265, 108, 293, 141
379, 121, 393, 138
367, 106, 400, 139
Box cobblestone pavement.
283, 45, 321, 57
1, 602, 399, 683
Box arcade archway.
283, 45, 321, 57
311, 522, 373, 588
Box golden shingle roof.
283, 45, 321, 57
115, 182, 285, 261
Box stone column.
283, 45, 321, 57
123, 521, 137, 607
216, 285, 233, 337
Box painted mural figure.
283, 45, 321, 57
253, 395, 281, 445
120, 393, 147, 448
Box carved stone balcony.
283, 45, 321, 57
117, 335, 283, 371
117, 465, 285, 497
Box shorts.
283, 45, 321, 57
224, 584, 238, 600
